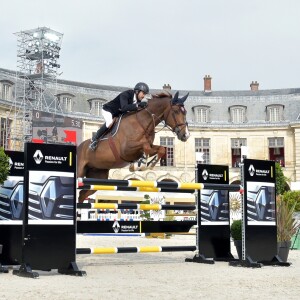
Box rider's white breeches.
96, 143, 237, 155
102, 109, 113, 127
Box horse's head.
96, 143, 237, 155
165, 91, 190, 142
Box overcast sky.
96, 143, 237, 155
1, 0, 299, 91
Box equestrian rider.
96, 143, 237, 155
89, 82, 150, 151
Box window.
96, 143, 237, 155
88, 99, 105, 116
57, 93, 75, 113
195, 138, 210, 164
94, 101, 102, 116
0, 80, 14, 101
0, 118, 6, 148
229, 106, 246, 123
160, 137, 174, 166
231, 138, 247, 167
26, 81, 39, 100
194, 106, 209, 123
63, 97, 72, 112
2, 84, 10, 100
0, 117, 11, 148
268, 137, 285, 167
266, 105, 284, 122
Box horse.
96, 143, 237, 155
77, 91, 190, 202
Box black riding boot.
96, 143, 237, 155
89, 124, 108, 151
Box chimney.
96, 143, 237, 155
250, 81, 259, 91
163, 83, 171, 90
203, 75, 212, 93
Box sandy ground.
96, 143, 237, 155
1, 234, 300, 300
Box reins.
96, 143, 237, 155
135, 98, 187, 137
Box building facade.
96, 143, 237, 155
1, 67, 300, 191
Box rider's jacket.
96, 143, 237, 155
103, 90, 139, 117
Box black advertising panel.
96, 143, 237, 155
77, 220, 196, 234
6, 151, 24, 177
196, 164, 232, 260
0, 151, 24, 222
0, 151, 24, 265
198, 164, 229, 225
21, 143, 76, 271
243, 159, 277, 262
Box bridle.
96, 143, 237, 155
137, 99, 188, 137
164, 101, 188, 137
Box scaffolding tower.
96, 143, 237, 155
6, 27, 63, 151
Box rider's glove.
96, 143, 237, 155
138, 101, 147, 109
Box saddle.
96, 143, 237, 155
99, 116, 123, 141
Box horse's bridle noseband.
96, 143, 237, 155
137, 100, 188, 137
161, 101, 188, 136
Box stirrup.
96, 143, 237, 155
89, 139, 98, 151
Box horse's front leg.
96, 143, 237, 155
144, 144, 166, 170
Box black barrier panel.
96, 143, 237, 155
77, 220, 196, 234
0, 151, 24, 265
15, 143, 77, 275
197, 164, 232, 260
0, 225, 22, 265
243, 159, 277, 262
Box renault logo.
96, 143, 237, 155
248, 164, 255, 176
9, 158, 13, 169
33, 150, 44, 164
202, 169, 208, 180
112, 220, 120, 233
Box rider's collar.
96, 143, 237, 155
133, 94, 137, 104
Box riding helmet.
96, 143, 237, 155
134, 82, 149, 94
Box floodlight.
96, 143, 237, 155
44, 32, 60, 42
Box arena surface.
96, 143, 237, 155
1, 234, 299, 300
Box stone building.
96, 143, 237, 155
1, 67, 300, 195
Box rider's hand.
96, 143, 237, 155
138, 101, 147, 109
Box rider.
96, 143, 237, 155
89, 82, 150, 151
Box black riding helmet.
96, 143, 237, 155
134, 82, 149, 94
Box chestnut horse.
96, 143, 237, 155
77, 91, 190, 202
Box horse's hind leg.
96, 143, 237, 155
78, 169, 109, 203
129, 153, 148, 172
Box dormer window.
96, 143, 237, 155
57, 93, 75, 113
229, 105, 246, 123
266, 105, 284, 122
88, 98, 106, 116
193, 106, 210, 123
0, 80, 14, 101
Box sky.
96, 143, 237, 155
1, 0, 300, 91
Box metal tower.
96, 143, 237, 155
6, 27, 63, 151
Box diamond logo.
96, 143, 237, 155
248, 164, 255, 176
9, 158, 13, 169
202, 169, 208, 180
112, 220, 120, 233
33, 150, 44, 164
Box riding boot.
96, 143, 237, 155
89, 124, 108, 151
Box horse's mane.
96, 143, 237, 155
152, 90, 172, 98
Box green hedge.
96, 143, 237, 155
282, 191, 300, 212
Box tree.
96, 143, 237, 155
0, 147, 9, 184
275, 162, 287, 196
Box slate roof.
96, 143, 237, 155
1, 67, 300, 124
